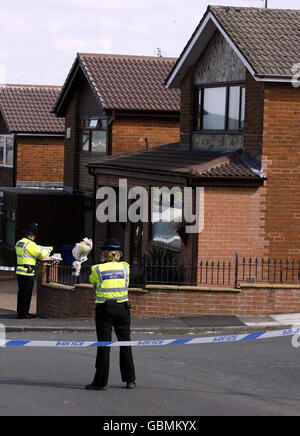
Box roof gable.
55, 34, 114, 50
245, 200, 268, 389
166, 6, 300, 88
0, 85, 65, 134
54, 53, 180, 116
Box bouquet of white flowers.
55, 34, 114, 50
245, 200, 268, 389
72, 238, 93, 277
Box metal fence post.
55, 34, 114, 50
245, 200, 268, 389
143, 253, 147, 288
234, 252, 239, 288
46, 263, 50, 284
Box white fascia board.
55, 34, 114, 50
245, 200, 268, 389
254, 76, 293, 83
166, 13, 212, 88
15, 133, 65, 137
166, 11, 293, 87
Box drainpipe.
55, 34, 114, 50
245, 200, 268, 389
12, 133, 18, 187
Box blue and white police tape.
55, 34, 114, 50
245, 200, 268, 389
1, 327, 300, 348
0, 267, 15, 271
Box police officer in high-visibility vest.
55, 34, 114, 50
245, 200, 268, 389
85, 239, 136, 391
15, 223, 52, 319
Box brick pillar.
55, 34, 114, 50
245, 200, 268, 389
244, 71, 264, 160
180, 67, 195, 147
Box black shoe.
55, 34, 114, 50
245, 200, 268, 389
85, 384, 107, 391
126, 382, 136, 389
18, 314, 35, 319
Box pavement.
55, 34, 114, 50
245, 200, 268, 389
1, 278, 300, 334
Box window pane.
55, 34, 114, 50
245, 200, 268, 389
5, 136, 13, 165
89, 119, 99, 128
240, 87, 246, 129
203, 87, 226, 130
228, 86, 240, 130
151, 222, 181, 252
196, 89, 202, 129
151, 187, 182, 252
101, 119, 107, 129
91, 130, 106, 153
81, 131, 90, 151
0, 136, 4, 165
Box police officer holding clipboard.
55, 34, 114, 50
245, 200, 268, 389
15, 223, 52, 319
85, 239, 136, 391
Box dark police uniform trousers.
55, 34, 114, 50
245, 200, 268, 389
17, 274, 35, 317
92, 300, 136, 387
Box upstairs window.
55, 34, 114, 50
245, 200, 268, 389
79, 117, 107, 154
195, 84, 245, 131
0, 135, 14, 167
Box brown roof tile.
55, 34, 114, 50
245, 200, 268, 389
210, 6, 300, 78
0, 85, 65, 134
88, 143, 263, 180
79, 53, 180, 112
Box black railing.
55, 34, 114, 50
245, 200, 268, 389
239, 256, 300, 286
45, 254, 300, 288
45, 263, 92, 286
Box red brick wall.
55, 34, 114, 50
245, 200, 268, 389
262, 83, 300, 259
179, 67, 194, 146
37, 284, 95, 318
0, 270, 15, 280
130, 285, 300, 317
37, 282, 300, 318
16, 136, 64, 183
197, 185, 266, 262
112, 116, 180, 154
244, 71, 265, 159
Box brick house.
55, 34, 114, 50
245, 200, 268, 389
0, 85, 84, 265
52, 53, 180, 240
87, 6, 300, 271
0, 85, 65, 189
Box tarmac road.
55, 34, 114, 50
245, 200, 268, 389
0, 331, 299, 417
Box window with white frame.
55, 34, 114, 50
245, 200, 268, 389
0, 135, 14, 167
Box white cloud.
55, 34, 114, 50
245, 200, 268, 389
45, 20, 68, 34
0, 13, 29, 34
0, 64, 7, 84
2, 0, 300, 86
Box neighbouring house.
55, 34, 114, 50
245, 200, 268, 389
87, 6, 300, 269
0, 84, 65, 189
0, 85, 84, 265
52, 53, 180, 241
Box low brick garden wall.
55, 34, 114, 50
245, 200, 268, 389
0, 268, 15, 281
36, 281, 300, 319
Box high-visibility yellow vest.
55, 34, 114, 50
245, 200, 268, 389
90, 261, 130, 303
15, 237, 50, 276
